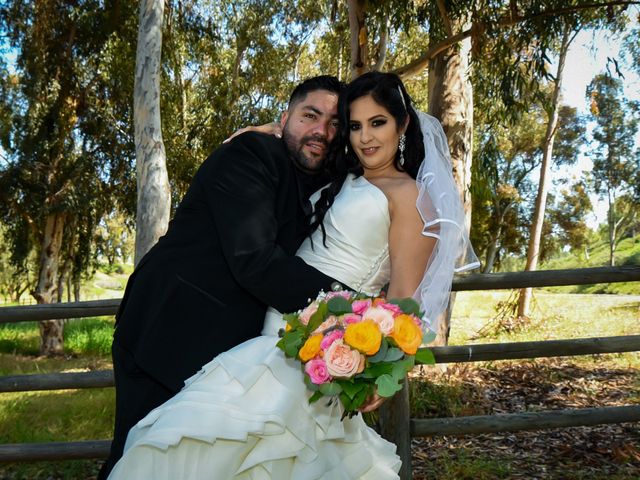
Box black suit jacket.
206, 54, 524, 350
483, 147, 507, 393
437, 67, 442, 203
114, 133, 336, 392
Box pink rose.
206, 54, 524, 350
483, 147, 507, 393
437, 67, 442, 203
320, 329, 344, 350
324, 340, 365, 378
305, 358, 331, 384
351, 299, 372, 315
362, 306, 395, 335
299, 301, 319, 325
326, 290, 352, 300
341, 313, 362, 325
312, 315, 339, 335
378, 302, 403, 316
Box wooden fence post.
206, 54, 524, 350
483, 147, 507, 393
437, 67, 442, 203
379, 378, 412, 479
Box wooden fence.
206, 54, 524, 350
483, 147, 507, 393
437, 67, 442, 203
0, 265, 639, 479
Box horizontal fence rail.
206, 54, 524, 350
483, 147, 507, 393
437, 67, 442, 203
0, 266, 638, 324
2, 335, 639, 393
0, 370, 114, 393
412, 405, 640, 437
0, 440, 111, 462
453, 265, 640, 291
2, 405, 639, 462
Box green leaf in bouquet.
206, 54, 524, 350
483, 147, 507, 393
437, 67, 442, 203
352, 383, 373, 410
283, 312, 303, 329
415, 347, 436, 365
367, 337, 389, 363
388, 297, 421, 316
304, 373, 320, 391
375, 374, 404, 397
422, 330, 437, 345
361, 361, 393, 379
306, 302, 328, 334
393, 356, 415, 377
283, 330, 304, 358
383, 347, 404, 362
319, 381, 343, 396
308, 391, 324, 404
327, 296, 352, 315
338, 380, 367, 400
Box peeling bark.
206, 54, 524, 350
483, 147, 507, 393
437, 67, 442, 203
347, 0, 369, 79
34, 212, 66, 355
134, 0, 171, 264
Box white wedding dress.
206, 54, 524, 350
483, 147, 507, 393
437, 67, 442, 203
108, 174, 402, 479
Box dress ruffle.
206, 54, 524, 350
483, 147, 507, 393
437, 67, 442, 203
108, 336, 401, 479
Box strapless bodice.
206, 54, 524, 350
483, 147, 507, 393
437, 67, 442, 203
262, 174, 390, 335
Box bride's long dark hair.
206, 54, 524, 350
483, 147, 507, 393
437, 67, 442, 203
310, 71, 425, 244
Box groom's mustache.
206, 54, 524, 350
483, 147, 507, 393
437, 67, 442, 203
300, 134, 329, 147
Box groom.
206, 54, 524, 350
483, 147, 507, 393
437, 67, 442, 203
99, 75, 345, 478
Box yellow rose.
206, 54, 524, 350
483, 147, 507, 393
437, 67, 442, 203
344, 320, 382, 356
299, 334, 323, 362
391, 314, 423, 355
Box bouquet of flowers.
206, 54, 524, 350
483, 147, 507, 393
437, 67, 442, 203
276, 290, 436, 417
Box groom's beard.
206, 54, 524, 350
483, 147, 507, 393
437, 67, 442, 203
282, 127, 329, 174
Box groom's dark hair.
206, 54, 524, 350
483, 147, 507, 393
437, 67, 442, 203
288, 75, 344, 110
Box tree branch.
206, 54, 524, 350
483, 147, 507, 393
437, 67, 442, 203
373, 15, 389, 71
393, 0, 640, 79
436, 0, 453, 37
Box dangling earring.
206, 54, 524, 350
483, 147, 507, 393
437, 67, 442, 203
398, 134, 406, 166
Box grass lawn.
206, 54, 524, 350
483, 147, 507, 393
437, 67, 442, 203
0, 290, 638, 479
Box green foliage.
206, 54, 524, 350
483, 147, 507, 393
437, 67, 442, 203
0, 317, 115, 356
586, 73, 640, 265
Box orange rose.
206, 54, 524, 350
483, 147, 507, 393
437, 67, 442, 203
344, 320, 382, 356
391, 314, 423, 355
299, 334, 323, 362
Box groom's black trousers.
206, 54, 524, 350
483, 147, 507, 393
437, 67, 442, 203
97, 342, 175, 480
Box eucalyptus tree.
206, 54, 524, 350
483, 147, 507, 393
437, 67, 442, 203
471, 102, 546, 273
549, 181, 594, 255
134, 0, 170, 264
586, 73, 639, 265
0, 0, 137, 354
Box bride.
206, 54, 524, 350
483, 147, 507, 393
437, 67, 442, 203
108, 71, 478, 479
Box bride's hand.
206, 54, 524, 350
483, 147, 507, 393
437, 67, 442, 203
359, 390, 386, 413
223, 122, 283, 143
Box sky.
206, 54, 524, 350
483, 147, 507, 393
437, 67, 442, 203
556, 25, 640, 228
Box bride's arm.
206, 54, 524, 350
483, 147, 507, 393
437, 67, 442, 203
386, 180, 437, 299
359, 179, 436, 413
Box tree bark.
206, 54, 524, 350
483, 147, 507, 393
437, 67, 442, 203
483, 229, 502, 274
427, 17, 474, 346
517, 23, 573, 317
34, 212, 66, 355
347, 0, 369, 79
134, 0, 171, 265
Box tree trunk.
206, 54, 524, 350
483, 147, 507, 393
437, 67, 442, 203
518, 24, 573, 318
483, 232, 501, 274
73, 277, 81, 302
427, 19, 473, 346
608, 188, 616, 266
347, 0, 369, 79
34, 212, 66, 355
134, 0, 171, 265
